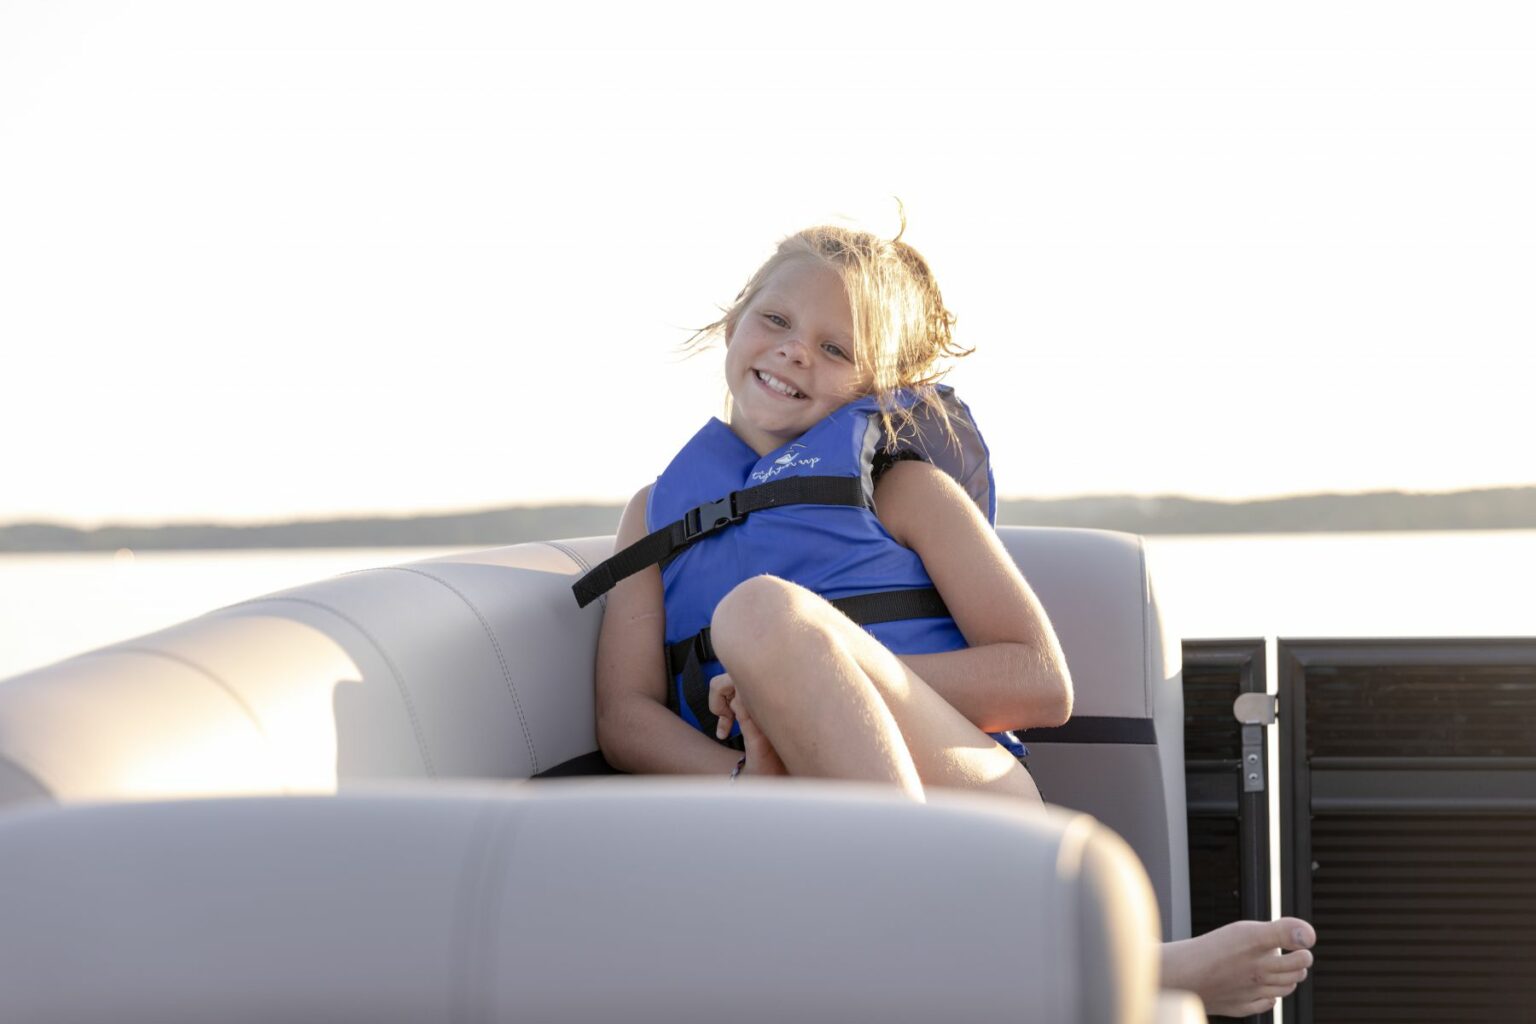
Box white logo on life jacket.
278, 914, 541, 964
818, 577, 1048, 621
749, 444, 821, 483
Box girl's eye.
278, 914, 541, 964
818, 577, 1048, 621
764, 313, 789, 328
822, 343, 849, 361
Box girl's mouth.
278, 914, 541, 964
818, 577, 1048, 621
754, 369, 807, 400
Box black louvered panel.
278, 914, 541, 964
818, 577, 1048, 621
1309, 813, 1536, 1022
1183, 649, 1245, 937
1184, 640, 1272, 1024
1189, 813, 1243, 939
1279, 641, 1536, 1024
1305, 665, 1536, 759
1185, 661, 1244, 762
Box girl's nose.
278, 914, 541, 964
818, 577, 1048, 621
777, 338, 810, 364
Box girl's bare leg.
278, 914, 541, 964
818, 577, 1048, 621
709, 575, 1040, 803
1160, 918, 1316, 1017
713, 577, 1312, 1016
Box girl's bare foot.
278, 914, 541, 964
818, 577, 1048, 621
1160, 917, 1316, 1018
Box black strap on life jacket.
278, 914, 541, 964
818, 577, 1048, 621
666, 586, 953, 743
570, 475, 867, 608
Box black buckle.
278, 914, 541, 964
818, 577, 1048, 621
692, 627, 715, 666
683, 493, 745, 541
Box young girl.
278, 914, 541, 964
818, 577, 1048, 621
583, 224, 1058, 801
582, 223, 1314, 1017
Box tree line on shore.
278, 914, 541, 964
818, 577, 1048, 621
3, 486, 1534, 553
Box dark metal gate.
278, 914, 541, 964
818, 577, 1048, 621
1277, 638, 1536, 1024
1183, 638, 1275, 1024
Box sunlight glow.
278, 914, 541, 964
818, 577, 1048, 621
2, 3, 1532, 525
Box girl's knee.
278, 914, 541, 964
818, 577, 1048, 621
712, 575, 796, 658
711, 575, 826, 674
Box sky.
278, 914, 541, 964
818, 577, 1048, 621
1, 1, 1533, 528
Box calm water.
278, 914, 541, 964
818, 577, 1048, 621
1, 532, 1533, 682
0, 547, 472, 682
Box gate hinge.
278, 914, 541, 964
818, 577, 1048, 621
1233, 692, 1277, 725
1233, 693, 1276, 793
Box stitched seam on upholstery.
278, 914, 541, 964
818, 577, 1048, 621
377, 567, 539, 775
542, 539, 594, 574
224, 596, 437, 777
1138, 537, 1152, 720
453, 802, 524, 1024
83, 645, 288, 789
0, 754, 55, 803
84, 646, 273, 744
543, 540, 604, 609
487, 801, 532, 1024
448, 805, 489, 1024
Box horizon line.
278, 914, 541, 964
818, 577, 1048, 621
5, 482, 1535, 533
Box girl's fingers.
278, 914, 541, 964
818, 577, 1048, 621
708, 673, 736, 739
707, 673, 734, 715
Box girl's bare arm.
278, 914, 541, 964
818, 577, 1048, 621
594, 485, 744, 775
873, 459, 1073, 732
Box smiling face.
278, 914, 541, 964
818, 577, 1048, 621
723, 257, 871, 455
691, 224, 969, 460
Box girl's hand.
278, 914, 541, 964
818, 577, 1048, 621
708, 673, 788, 777
707, 671, 740, 741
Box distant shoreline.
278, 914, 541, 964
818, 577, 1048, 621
3, 486, 1535, 553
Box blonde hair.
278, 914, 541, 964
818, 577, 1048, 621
687, 219, 972, 449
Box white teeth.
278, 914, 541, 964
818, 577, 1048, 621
756, 370, 805, 398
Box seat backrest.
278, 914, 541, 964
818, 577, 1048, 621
0, 542, 605, 802
0, 527, 1187, 937
997, 529, 1188, 940
0, 782, 1162, 1024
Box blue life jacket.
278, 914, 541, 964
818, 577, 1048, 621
629, 386, 1027, 758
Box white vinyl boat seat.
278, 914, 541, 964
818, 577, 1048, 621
0, 782, 1208, 1023
0, 528, 1188, 936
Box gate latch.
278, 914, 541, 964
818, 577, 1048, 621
1233, 693, 1277, 793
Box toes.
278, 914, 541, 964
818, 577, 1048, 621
1279, 948, 1315, 971
1278, 916, 1316, 950
1267, 966, 1309, 986
1235, 917, 1305, 954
